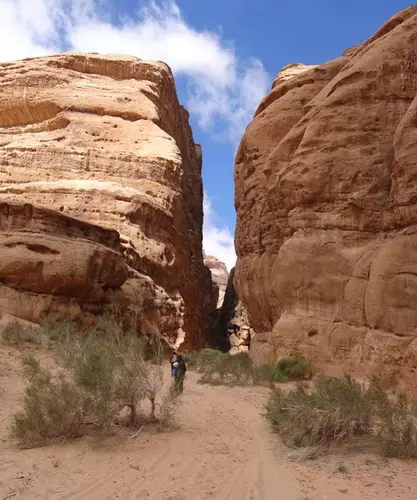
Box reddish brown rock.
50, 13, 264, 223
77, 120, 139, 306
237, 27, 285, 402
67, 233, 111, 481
220, 268, 253, 354
0, 53, 212, 349
204, 254, 229, 308
234, 6, 417, 396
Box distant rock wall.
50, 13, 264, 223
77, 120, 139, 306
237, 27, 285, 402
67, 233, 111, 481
220, 268, 253, 354
0, 53, 212, 349
204, 255, 229, 309
234, 6, 417, 394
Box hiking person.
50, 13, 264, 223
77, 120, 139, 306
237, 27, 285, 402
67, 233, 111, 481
170, 351, 178, 377
174, 354, 187, 393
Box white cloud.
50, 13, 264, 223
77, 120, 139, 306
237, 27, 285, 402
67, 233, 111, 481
68, 1, 270, 142
0, 0, 269, 143
0, 0, 260, 266
203, 195, 236, 271
0, 0, 95, 60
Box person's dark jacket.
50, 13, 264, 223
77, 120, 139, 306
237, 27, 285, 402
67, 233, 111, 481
176, 357, 187, 377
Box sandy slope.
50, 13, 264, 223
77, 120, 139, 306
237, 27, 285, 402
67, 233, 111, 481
1, 343, 416, 500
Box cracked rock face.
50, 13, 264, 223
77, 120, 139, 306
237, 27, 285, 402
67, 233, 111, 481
234, 6, 417, 395
0, 53, 212, 349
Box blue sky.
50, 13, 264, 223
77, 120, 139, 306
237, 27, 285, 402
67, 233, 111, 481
0, 0, 412, 268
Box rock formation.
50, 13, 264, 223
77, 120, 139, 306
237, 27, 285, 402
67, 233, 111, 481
220, 268, 253, 354
234, 6, 417, 394
0, 53, 212, 349
204, 255, 229, 309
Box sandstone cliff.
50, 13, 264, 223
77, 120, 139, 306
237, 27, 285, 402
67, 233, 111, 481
204, 255, 229, 309
234, 6, 417, 393
220, 268, 253, 354
0, 53, 212, 349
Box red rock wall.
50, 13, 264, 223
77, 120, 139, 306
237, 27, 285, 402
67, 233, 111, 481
0, 53, 212, 349
234, 6, 417, 395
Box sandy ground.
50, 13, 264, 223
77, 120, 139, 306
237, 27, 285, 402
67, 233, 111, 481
1, 343, 417, 500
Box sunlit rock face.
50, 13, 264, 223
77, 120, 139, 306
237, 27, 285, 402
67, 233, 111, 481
0, 52, 212, 349
234, 6, 417, 395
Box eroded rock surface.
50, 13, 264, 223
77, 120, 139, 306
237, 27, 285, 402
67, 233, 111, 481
234, 6, 417, 394
0, 53, 212, 348
204, 255, 229, 309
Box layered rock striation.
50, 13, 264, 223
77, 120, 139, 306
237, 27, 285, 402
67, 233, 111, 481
0, 53, 212, 348
234, 6, 417, 393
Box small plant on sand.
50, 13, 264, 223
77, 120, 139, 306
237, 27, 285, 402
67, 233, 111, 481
191, 349, 312, 387
183, 351, 200, 370
1, 320, 41, 345
12, 356, 84, 447
40, 314, 78, 343
253, 357, 312, 385
377, 391, 417, 459
272, 357, 312, 381
12, 315, 180, 448
265, 375, 417, 459
195, 349, 254, 386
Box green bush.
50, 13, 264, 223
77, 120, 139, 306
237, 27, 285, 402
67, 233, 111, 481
193, 349, 254, 386
186, 349, 253, 385
12, 318, 180, 448
190, 350, 312, 387
12, 358, 84, 448
273, 357, 312, 381
265, 375, 417, 459
253, 364, 287, 384
377, 391, 417, 459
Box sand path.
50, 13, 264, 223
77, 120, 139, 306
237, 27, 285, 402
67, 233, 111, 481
1, 344, 416, 500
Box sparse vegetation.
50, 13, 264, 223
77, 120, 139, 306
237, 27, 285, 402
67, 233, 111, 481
254, 357, 312, 384
1, 320, 42, 345
272, 357, 312, 381
265, 375, 417, 459
12, 358, 85, 447
197, 349, 254, 386
183, 351, 200, 370
11, 315, 180, 448
40, 314, 78, 343
189, 349, 311, 387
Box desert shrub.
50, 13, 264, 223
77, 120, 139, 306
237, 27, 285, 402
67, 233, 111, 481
12, 358, 84, 448
191, 349, 312, 387
252, 358, 311, 385
266, 376, 376, 447
22, 356, 41, 378
1, 320, 41, 345
376, 391, 417, 459
195, 348, 223, 371
183, 352, 200, 370
253, 363, 287, 384
265, 375, 417, 459
197, 349, 254, 386
272, 357, 312, 381
40, 314, 78, 343
12, 320, 179, 448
